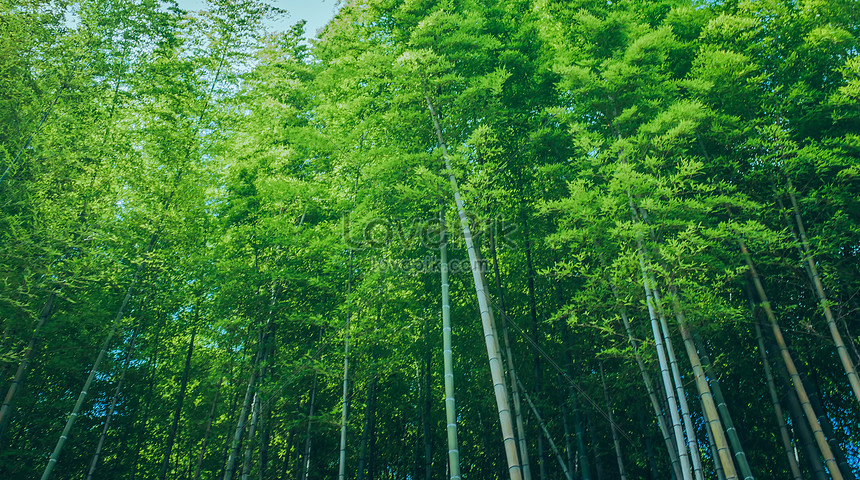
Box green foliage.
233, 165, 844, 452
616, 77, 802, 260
1, 0, 858, 479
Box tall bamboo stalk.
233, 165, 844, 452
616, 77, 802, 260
784, 181, 860, 405
241, 392, 261, 480
159, 328, 198, 480
773, 358, 828, 480
489, 230, 532, 480
85, 322, 141, 480
570, 385, 592, 480
41, 255, 147, 480
605, 277, 682, 480
700, 400, 727, 480
357, 378, 377, 480
440, 218, 462, 480
518, 378, 573, 480
664, 291, 741, 480
752, 318, 802, 480
424, 88, 522, 480
224, 358, 259, 480
636, 252, 693, 480
299, 372, 317, 480
738, 238, 843, 480
523, 220, 548, 480
558, 376, 575, 475
695, 336, 754, 480
0, 292, 55, 442
225, 284, 277, 480
193, 377, 224, 480
337, 282, 352, 480
600, 362, 627, 480
650, 282, 705, 480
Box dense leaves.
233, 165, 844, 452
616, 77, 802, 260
0, 0, 858, 479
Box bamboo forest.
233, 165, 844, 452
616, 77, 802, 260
1, 0, 859, 478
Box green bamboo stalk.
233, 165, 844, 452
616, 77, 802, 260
784, 181, 860, 405
440, 217, 462, 480
424, 87, 522, 480
518, 377, 573, 480
636, 251, 694, 480
649, 281, 706, 480
599, 362, 627, 480
738, 239, 842, 480
752, 318, 802, 480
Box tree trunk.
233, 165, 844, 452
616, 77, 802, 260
607, 278, 682, 480
259, 401, 271, 480
739, 238, 843, 480
131, 322, 163, 480
159, 328, 197, 480
695, 335, 754, 480
665, 291, 741, 480
423, 317, 433, 480
226, 283, 278, 480
224, 356, 260, 480
699, 393, 727, 480
440, 221, 462, 480
641, 413, 661, 480
771, 344, 828, 480
570, 386, 592, 480
805, 370, 856, 479
751, 318, 802, 480
219, 378, 243, 480
357, 378, 377, 480
424, 87, 522, 480
586, 410, 605, 480
558, 376, 575, 476
338, 251, 353, 480
523, 220, 547, 480
193, 377, 224, 480
277, 429, 294, 480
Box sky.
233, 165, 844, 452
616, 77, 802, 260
176, 0, 341, 40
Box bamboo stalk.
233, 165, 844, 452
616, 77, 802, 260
0, 292, 56, 442
751, 317, 802, 480
518, 378, 573, 480
695, 335, 754, 480
784, 181, 860, 405
440, 219, 462, 480
700, 399, 727, 480
424, 88, 522, 480
600, 362, 627, 480
193, 377, 224, 480
86, 322, 141, 480
738, 238, 843, 480
607, 279, 683, 480
665, 291, 741, 480
489, 230, 532, 480
636, 251, 694, 480
650, 281, 706, 480
41, 255, 147, 480
159, 328, 198, 480
241, 392, 261, 480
